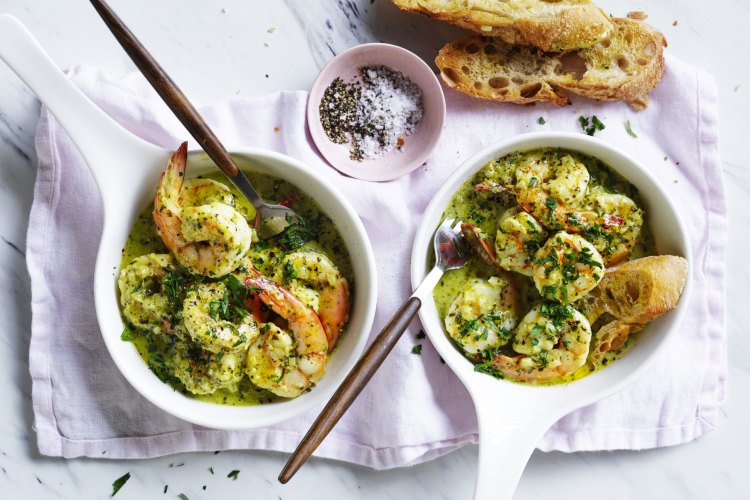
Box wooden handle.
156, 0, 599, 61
278, 296, 423, 484
89, 0, 239, 177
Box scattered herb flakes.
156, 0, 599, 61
227, 469, 240, 480
202, 485, 207, 491
111, 472, 131, 497
209, 467, 214, 475
416, 330, 426, 340
624, 120, 638, 138
537, 116, 546, 125
178, 494, 189, 500
439, 357, 446, 364
663, 156, 668, 161
120, 326, 133, 342
163, 485, 168, 494
276, 215, 318, 251
411, 344, 423, 355
579, 115, 605, 136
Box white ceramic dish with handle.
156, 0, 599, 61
411, 132, 692, 500
0, 14, 377, 429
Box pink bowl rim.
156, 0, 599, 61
307, 42, 446, 182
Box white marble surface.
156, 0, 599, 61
0, 0, 747, 498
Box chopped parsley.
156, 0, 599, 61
411, 344, 423, 355
111, 472, 130, 497
178, 494, 189, 500
579, 115, 605, 136
468, 210, 487, 224
624, 120, 638, 138
473, 347, 503, 379
227, 469, 240, 480
416, 330, 426, 339
537, 116, 546, 125
282, 260, 297, 281
120, 326, 133, 342
276, 214, 318, 251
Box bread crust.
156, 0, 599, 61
435, 17, 666, 110
392, 0, 613, 51
579, 255, 688, 361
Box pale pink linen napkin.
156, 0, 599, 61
27, 55, 726, 467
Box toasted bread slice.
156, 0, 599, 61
579, 255, 688, 361
392, 0, 612, 51
435, 15, 667, 109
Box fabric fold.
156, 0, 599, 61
27, 56, 727, 467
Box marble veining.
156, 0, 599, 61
0, 0, 747, 499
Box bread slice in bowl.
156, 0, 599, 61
579, 255, 688, 362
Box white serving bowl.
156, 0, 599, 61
0, 15, 377, 430
98, 149, 378, 429
410, 132, 691, 500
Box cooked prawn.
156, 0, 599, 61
244, 268, 328, 398
153, 143, 252, 277
494, 208, 548, 276
172, 343, 244, 395
586, 190, 644, 265
492, 304, 592, 382
182, 281, 261, 353
532, 232, 604, 304
445, 276, 519, 355
118, 253, 174, 333
276, 250, 350, 350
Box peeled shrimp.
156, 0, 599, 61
244, 269, 328, 398
276, 250, 350, 350
493, 304, 592, 382
118, 253, 174, 333
532, 232, 604, 303
172, 343, 244, 395
182, 281, 261, 353
153, 143, 252, 277
494, 208, 548, 276
445, 276, 519, 356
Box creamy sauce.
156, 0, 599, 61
433, 148, 654, 385
120, 171, 353, 405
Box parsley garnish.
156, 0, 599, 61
579, 115, 605, 136
624, 120, 638, 138
416, 330, 426, 339
276, 215, 318, 251
411, 344, 423, 355
227, 469, 240, 480
178, 494, 189, 500
120, 326, 133, 342
537, 116, 546, 125
282, 260, 297, 281
468, 210, 486, 224
111, 472, 130, 497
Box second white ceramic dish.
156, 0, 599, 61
307, 43, 446, 182
411, 132, 692, 500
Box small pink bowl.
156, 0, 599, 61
307, 43, 446, 182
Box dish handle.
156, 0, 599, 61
0, 15, 164, 193
470, 381, 563, 500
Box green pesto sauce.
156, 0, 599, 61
433, 148, 655, 386
120, 170, 354, 406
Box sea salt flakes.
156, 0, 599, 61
319, 65, 424, 161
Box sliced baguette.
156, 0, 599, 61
579, 255, 688, 361
391, 0, 612, 51
435, 14, 667, 110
